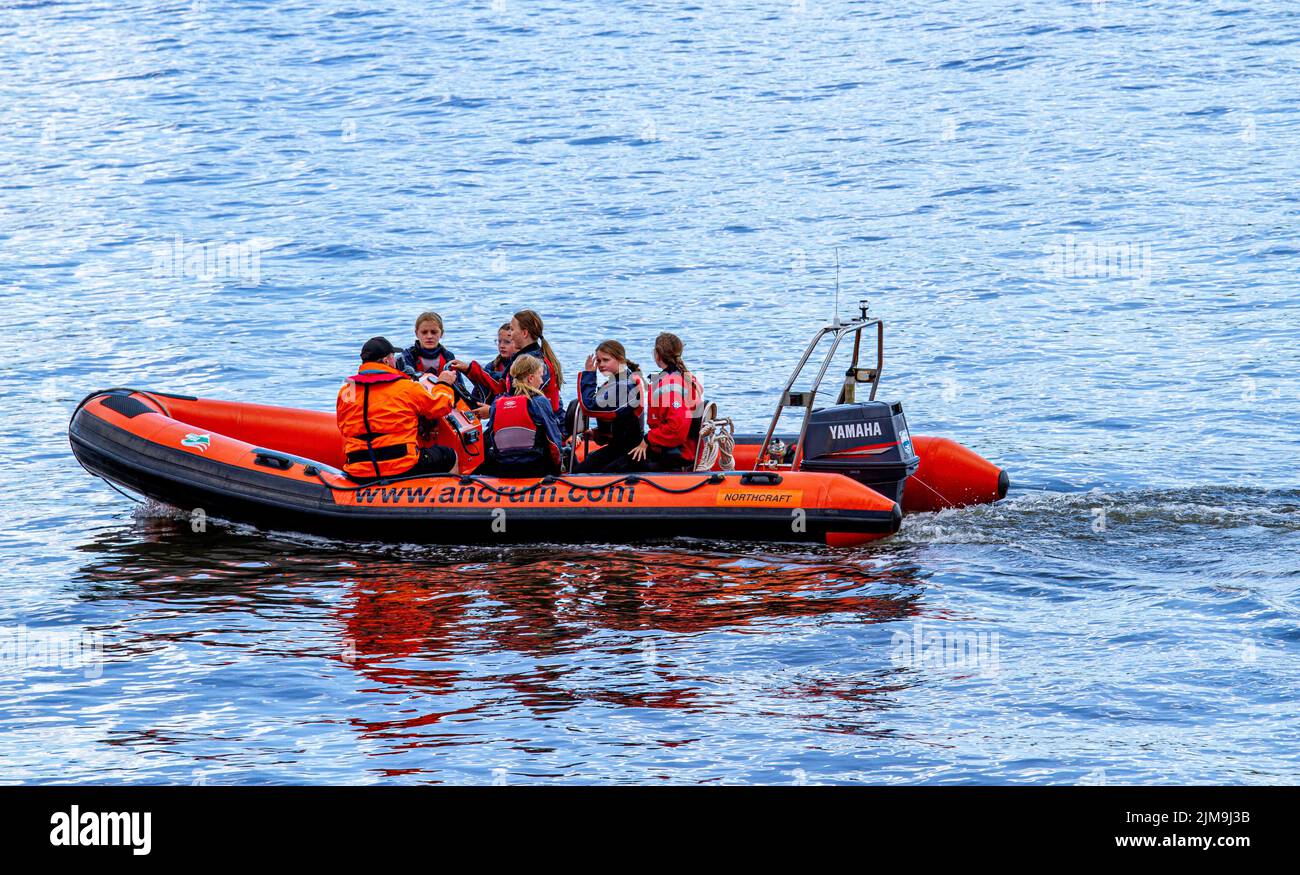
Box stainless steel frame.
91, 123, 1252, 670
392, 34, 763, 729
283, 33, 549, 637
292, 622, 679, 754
755, 300, 883, 468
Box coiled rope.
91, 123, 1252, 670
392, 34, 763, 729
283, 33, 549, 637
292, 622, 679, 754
694, 402, 735, 472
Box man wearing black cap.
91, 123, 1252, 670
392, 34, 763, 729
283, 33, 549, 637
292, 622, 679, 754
336, 336, 460, 481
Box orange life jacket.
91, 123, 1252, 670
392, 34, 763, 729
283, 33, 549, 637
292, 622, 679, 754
336, 362, 454, 479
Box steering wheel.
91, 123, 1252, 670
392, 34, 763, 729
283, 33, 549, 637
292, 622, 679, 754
449, 375, 479, 409
413, 369, 478, 407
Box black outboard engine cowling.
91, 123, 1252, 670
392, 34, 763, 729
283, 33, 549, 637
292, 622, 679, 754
798, 401, 919, 504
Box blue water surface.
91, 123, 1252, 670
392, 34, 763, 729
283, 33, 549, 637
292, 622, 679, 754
0, 0, 1297, 784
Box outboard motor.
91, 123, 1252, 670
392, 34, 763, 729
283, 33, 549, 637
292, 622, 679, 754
798, 401, 919, 504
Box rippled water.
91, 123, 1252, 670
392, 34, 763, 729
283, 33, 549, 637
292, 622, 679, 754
1, 0, 1297, 784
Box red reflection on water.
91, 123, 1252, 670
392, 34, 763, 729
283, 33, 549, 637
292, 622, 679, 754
337, 549, 921, 735
73, 524, 922, 743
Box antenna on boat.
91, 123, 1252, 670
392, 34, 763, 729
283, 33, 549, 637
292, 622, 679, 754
834, 247, 841, 325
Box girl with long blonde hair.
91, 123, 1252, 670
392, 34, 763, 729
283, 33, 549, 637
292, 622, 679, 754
479, 354, 565, 478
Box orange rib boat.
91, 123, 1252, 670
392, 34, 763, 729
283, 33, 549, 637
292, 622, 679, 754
68, 304, 1006, 547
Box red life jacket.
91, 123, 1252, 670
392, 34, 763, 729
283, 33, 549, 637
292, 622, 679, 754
646, 369, 704, 460
510, 342, 562, 413
490, 395, 539, 454
468, 352, 562, 414
401, 343, 452, 375
541, 363, 561, 413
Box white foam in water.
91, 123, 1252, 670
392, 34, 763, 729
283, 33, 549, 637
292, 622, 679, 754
129, 499, 183, 520
895, 487, 1300, 552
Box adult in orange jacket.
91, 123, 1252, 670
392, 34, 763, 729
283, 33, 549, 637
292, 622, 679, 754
337, 336, 459, 481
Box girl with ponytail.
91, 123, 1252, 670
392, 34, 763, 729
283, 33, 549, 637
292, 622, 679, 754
512, 309, 563, 386
451, 308, 564, 416
478, 355, 566, 478
573, 339, 647, 474
629, 332, 705, 471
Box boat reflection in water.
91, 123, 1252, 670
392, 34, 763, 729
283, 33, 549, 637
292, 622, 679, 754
340, 544, 923, 709
73, 511, 927, 764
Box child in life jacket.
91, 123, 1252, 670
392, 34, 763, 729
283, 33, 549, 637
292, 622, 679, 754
629, 332, 704, 472
479, 355, 565, 478
573, 340, 646, 474
395, 311, 457, 376
451, 309, 563, 417
470, 321, 515, 413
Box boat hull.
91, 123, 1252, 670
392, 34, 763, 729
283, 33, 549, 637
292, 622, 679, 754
69, 389, 902, 547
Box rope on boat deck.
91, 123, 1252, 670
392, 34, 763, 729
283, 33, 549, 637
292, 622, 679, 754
694, 402, 736, 472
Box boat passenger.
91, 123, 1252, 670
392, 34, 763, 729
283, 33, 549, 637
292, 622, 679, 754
573, 340, 647, 474
451, 309, 564, 417
477, 355, 565, 478
395, 311, 457, 376
469, 321, 515, 415
629, 332, 704, 472
337, 336, 459, 482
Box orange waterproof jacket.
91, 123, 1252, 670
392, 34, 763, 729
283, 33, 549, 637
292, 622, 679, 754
336, 362, 454, 479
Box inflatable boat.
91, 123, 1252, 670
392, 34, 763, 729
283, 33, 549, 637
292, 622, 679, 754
69, 303, 1007, 547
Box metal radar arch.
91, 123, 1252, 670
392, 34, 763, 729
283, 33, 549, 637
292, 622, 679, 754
756, 299, 884, 468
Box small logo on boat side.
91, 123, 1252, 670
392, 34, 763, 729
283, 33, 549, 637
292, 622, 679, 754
829, 422, 882, 441
181, 433, 211, 453
716, 490, 802, 507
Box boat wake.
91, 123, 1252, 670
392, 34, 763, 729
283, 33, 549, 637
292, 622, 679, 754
898, 485, 1299, 546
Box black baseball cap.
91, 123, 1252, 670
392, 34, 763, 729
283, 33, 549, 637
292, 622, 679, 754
360, 336, 396, 362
